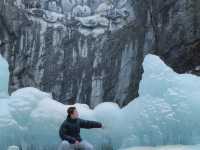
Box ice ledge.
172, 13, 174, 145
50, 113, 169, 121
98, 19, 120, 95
24, 8, 130, 37
7, 146, 20, 150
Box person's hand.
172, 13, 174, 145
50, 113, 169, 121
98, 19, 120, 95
75, 141, 80, 144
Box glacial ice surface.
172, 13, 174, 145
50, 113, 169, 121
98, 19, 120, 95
0, 54, 200, 150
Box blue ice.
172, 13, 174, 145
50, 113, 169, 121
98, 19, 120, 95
0, 54, 200, 150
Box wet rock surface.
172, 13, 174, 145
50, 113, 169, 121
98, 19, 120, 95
0, 0, 199, 107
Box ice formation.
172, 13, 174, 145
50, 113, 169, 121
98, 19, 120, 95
123, 145, 200, 150
0, 54, 200, 150
7, 145, 20, 150
0, 55, 9, 97
72, 5, 92, 17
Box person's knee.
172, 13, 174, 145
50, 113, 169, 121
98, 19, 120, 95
83, 141, 94, 150
87, 144, 94, 150
58, 141, 70, 150
62, 140, 70, 146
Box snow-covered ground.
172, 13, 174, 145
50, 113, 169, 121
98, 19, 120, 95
123, 145, 200, 150
0, 54, 200, 150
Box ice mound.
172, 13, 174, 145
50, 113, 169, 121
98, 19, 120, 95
0, 54, 200, 150
119, 55, 200, 148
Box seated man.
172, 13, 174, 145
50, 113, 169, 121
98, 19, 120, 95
59, 106, 103, 150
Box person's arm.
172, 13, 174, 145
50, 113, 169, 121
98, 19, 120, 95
79, 119, 102, 129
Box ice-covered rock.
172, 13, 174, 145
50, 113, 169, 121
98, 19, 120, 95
72, 5, 92, 17
0, 0, 138, 107
14, 0, 24, 8
61, 0, 76, 14
96, 2, 114, 15
76, 15, 109, 28
117, 0, 128, 9
48, 1, 62, 13
1, 0, 200, 110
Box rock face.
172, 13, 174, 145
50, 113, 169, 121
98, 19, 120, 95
142, 0, 200, 75
0, 0, 200, 107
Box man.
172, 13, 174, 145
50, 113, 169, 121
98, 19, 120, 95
59, 107, 103, 150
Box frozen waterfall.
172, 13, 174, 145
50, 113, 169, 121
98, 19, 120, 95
0, 54, 200, 150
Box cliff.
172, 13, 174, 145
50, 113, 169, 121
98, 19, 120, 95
0, 0, 199, 107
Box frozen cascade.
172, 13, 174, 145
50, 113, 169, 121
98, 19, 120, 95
0, 54, 200, 149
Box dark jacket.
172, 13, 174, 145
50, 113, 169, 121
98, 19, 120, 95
59, 117, 102, 144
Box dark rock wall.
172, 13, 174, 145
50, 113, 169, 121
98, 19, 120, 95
0, 0, 199, 107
